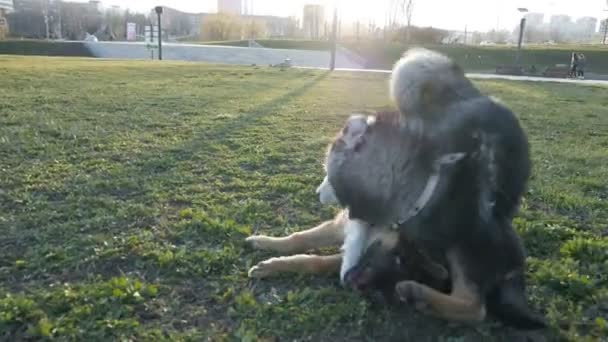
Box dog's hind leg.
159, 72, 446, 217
248, 253, 342, 278
396, 248, 486, 323
246, 211, 347, 254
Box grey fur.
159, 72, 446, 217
325, 48, 543, 329
390, 48, 481, 122
325, 111, 433, 227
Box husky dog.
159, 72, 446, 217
323, 48, 545, 329
246, 166, 450, 297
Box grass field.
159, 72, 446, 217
343, 42, 608, 73
1, 56, 607, 341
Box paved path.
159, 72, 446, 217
83, 41, 607, 86
84, 41, 364, 69
296, 66, 608, 86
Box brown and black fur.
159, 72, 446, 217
325, 49, 546, 329
343, 231, 451, 299
246, 209, 450, 297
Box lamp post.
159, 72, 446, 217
515, 7, 528, 67
603, 9, 607, 45
330, 7, 338, 70
155, 6, 163, 60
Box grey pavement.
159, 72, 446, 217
83, 41, 607, 86
84, 41, 364, 69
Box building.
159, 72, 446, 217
88, 0, 101, 12
218, 0, 241, 15
549, 14, 572, 42
524, 12, 544, 27
518, 12, 547, 43
241, 14, 293, 38
549, 14, 572, 30
574, 16, 598, 41
157, 6, 202, 38
302, 4, 324, 39
546, 14, 599, 42
7, 0, 106, 39
0, 0, 13, 39
8, 0, 58, 38
0, 0, 14, 12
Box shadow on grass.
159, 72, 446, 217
63, 70, 332, 207
204, 71, 331, 140
1, 69, 336, 289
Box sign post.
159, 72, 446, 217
126, 22, 136, 41
155, 6, 163, 60
145, 25, 159, 60
330, 8, 338, 70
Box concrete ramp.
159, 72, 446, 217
84, 41, 365, 69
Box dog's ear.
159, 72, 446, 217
341, 114, 371, 150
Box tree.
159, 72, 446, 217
105, 9, 126, 40
244, 18, 266, 39
486, 29, 509, 44
387, 0, 414, 42
200, 13, 242, 41
391, 25, 448, 44
284, 16, 300, 38
125, 11, 147, 37
400, 0, 414, 43
471, 31, 483, 45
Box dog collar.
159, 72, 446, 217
391, 152, 466, 230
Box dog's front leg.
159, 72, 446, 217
246, 211, 347, 254
248, 254, 342, 278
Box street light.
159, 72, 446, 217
155, 6, 163, 60
602, 1, 608, 44
515, 7, 528, 67
330, 7, 338, 70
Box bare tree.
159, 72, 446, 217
200, 13, 242, 41
401, 0, 414, 43
387, 0, 414, 42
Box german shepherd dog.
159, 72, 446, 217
322, 49, 546, 329
246, 198, 451, 297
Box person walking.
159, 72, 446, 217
577, 53, 586, 79
570, 52, 578, 78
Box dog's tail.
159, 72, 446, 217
389, 48, 480, 120
486, 273, 547, 330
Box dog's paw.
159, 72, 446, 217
245, 235, 275, 250
396, 281, 429, 312
247, 258, 278, 278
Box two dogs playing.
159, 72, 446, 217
246, 49, 546, 330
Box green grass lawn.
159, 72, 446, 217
1, 56, 607, 341
343, 42, 608, 74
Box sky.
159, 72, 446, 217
78, 0, 608, 32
